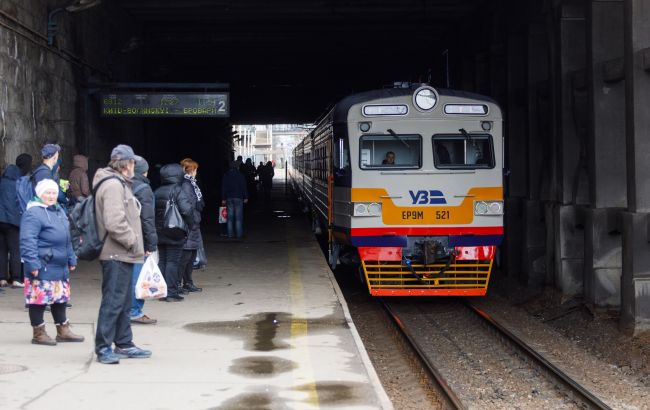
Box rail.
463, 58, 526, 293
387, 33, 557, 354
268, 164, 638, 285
380, 301, 465, 410
464, 301, 612, 410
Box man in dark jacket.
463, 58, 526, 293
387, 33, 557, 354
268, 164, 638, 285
130, 157, 158, 324
0, 154, 31, 287
221, 161, 248, 239
154, 164, 194, 301
33, 144, 68, 206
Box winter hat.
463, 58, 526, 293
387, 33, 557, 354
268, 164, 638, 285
34, 179, 59, 198
15, 153, 33, 175
110, 144, 136, 161
41, 144, 61, 159
134, 155, 149, 175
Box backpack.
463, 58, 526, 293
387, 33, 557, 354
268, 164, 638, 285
68, 176, 121, 261
15, 174, 35, 215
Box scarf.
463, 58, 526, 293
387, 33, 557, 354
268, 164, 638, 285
184, 174, 203, 202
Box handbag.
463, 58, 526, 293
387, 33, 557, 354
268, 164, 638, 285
162, 187, 188, 240
193, 244, 207, 269
218, 206, 228, 224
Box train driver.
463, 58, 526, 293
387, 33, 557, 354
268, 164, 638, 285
382, 151, 396, 165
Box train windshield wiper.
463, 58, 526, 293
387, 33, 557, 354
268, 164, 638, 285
387, 128, 410, 148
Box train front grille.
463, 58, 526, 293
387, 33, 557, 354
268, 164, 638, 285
361, 259, 493, 296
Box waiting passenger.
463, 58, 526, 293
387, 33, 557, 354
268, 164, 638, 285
179, 158, 204, 293
258, 161, 274, 203
33, 144, 68, 207
154, 163, 194, 301
20, 179, 84, 345
93, 144, 151, 364
129, 156, 158, 324
0, 153, 31, 288
67, 154, 90, 204
221, 161, 248, 239
382, 151, 396, 165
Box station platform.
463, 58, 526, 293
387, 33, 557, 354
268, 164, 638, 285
0, 182, 392, 410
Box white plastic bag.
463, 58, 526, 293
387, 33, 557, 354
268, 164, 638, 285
135, 256, 167, 300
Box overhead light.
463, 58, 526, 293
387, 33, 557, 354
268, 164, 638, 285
359, 122, 372, 132
413, 86, 438, 111
481, 121, 492, 131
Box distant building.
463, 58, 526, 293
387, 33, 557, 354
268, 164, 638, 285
232, 124, 309, 168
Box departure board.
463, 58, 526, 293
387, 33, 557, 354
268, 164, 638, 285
100, 93, 229, 118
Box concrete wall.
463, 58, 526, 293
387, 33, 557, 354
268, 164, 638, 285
0, 0, 142, 177
0, 0, 77, 170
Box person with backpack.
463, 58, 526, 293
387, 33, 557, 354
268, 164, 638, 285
93, 144, 151, 364
154, 163, 194, 302
179, 158, 203, 293
129, 157, 158, 324
20, 179, 84, 345
33, 144, 68, 206
0, 153, 32, 288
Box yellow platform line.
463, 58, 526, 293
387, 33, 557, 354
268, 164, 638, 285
287, 234, 320, 407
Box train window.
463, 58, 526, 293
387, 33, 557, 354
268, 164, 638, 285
432, 134, 494, 169
333, 136, 351, 184
359, 134, 422, 169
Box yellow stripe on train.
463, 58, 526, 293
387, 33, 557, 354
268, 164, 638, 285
351, 187, 503, 225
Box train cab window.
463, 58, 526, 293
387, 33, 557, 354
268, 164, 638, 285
432, 134, 494, 169
359, 134, 422, 169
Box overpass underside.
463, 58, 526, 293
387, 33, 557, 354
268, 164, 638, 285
0, 0, 649, 334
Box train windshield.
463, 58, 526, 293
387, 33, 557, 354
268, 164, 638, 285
359, 134, 422, 169
432, 134, 494, 169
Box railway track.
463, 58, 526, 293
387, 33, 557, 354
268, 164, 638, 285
380, 299, 612, 410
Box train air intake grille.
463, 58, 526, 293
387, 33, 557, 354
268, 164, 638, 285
361, 259, 493, 297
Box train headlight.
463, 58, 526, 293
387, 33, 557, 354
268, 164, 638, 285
354, 203, 368, 216
353, 202, 382, 217
413, 86, 438, 111
474, 200, 503, 216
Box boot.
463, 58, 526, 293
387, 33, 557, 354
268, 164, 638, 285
55, 321, 85, 342
32, 324, 57, 346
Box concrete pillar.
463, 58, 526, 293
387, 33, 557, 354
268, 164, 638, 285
584, 0, 626, 309
553, 1, 587, 297
523, 22, 552, 287
504, 33, 528, 281
621, 0, 650, 334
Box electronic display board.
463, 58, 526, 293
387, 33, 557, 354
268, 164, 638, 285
100, 93, 229, 118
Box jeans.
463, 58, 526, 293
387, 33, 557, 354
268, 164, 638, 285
0, 222, 21, 282
180, 249, 197, 286
95, 260, 135, 354
130, 262, 145, 319
158, 245, 183, 296
227, 198, 244, 238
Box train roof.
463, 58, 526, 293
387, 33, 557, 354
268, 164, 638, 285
331, 84, 499, 124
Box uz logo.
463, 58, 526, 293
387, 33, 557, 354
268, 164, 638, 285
409, 190, 447, 205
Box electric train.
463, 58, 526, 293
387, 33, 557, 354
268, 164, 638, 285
290, 84, 503, 296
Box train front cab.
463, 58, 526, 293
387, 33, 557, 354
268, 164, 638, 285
331, 86, 504, 297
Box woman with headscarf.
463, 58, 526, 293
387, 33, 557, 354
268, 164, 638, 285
20, 179, 84, 345
179, 158, 204, 292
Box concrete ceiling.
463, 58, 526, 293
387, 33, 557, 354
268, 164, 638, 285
116, 0, 487, 122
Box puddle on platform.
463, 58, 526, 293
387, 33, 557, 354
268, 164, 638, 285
229, 356, 297, 377
295, 381, 366, 406
211, 392, 281, 410
184, 312, 348, 352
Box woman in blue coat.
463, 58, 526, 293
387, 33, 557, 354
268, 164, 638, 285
20, 179, 84, 345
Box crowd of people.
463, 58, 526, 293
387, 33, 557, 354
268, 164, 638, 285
0, 143, 258, 364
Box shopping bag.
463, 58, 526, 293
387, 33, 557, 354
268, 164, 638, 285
193, 245, 207, 269
219, 206, 228, 224
135, 256, 167, 300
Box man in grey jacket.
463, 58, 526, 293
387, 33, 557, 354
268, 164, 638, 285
93, 144, 151, 364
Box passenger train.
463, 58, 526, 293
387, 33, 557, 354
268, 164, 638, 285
290, 84, 503, 296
